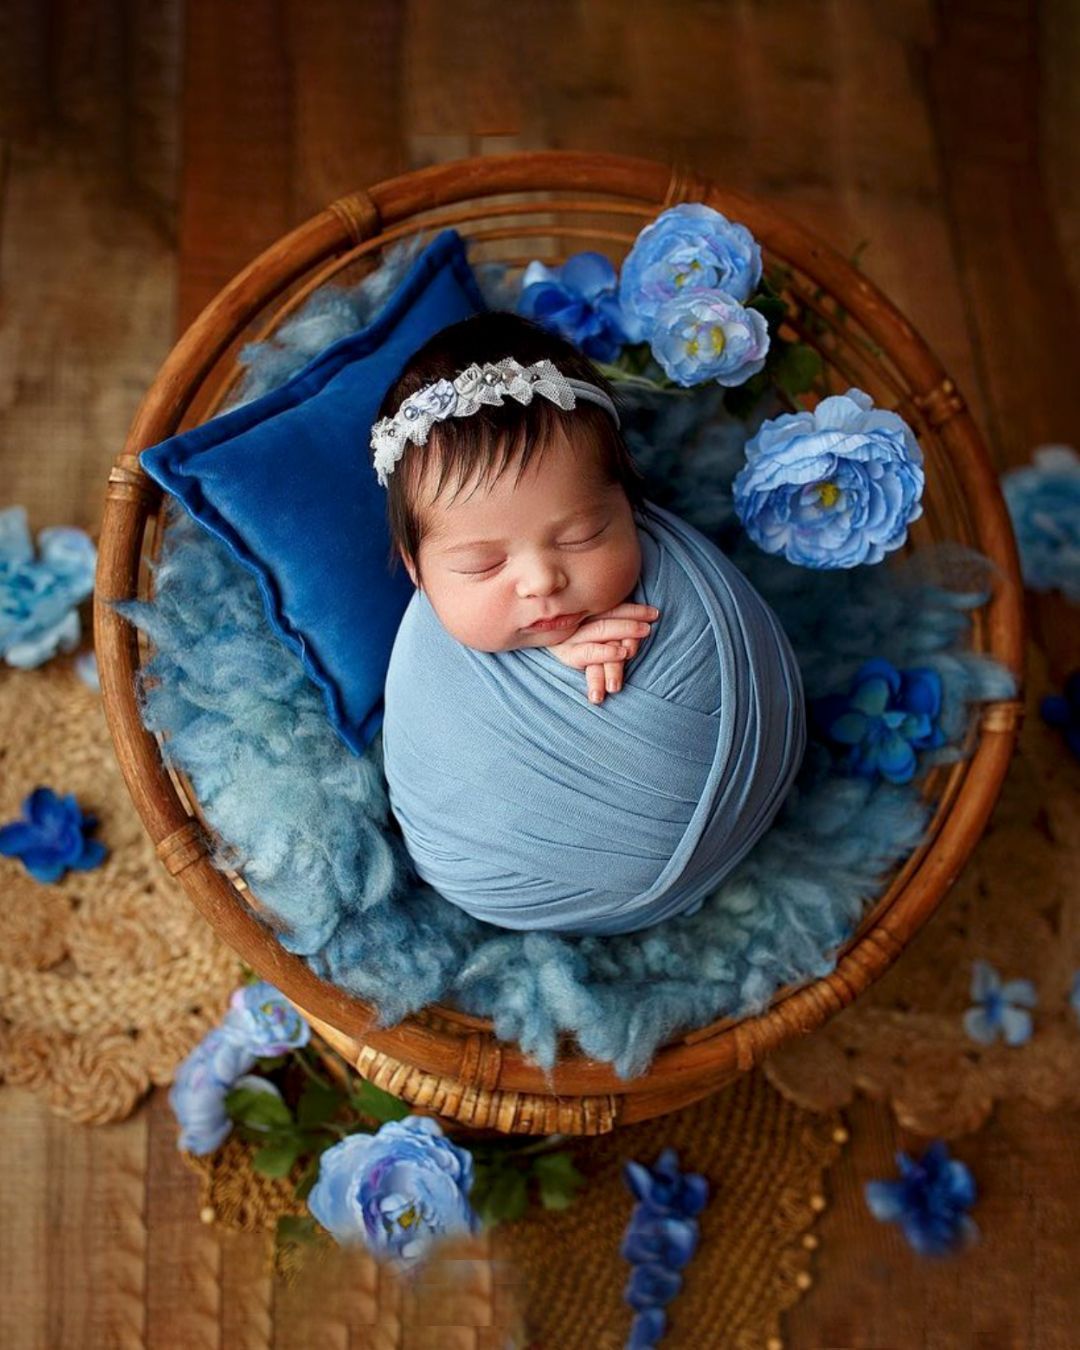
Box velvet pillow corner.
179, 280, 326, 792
139, 230, 486, 754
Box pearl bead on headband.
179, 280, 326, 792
370, 356, 621, 487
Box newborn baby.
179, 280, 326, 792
374, 312, 805, 935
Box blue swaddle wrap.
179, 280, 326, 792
382, 501, 806, 935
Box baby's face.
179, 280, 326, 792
406, 425, 642, 652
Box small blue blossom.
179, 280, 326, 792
518, 252, 634, 361
222, 981, 311, 1056
0, 787, 107, 883
625, 1261, 683, 1311
624, 1147, 709, 1218
864, 1141, 978, 1256
627, 1308, 667, 1350
813, 658, 945, 785
1040, 670, 1080, 761
0, 506, 96, 668
169, 1026, 257, 1155
649, 291, 770, 389
619, 204, 764, 333
733, 389, 925, 568
621, 1213, 700, 1270
1070, 972, 1080, 1024
308, 1116, 479, 1268
1001, 445, 1080, 602
963, 960, 1037, 1047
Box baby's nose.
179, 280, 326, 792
516, 561, 568, 598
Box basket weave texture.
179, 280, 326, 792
96, 152, 1024, 1135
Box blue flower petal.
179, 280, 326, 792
0, 821, 38, 855
73, 838, 108, 871
850, 676, 892, 717
627, 1308, 667, 1349
1000, 979, 1037, 1009
877, 735, 917, 784
999, 1005, 1034, 1047
970, 960, 1001, 1000
963, 1006, 999, 1045
829, 711, 869, 745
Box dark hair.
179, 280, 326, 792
375, 312, 643, 579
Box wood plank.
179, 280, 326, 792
0, 1090, 52, 1350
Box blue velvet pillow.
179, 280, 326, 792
141, 231, 486, 753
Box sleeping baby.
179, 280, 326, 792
372, 312, 805, 936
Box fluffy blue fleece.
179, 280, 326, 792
119, 246, 1015, 1078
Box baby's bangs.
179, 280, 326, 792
417, 399, 564, 504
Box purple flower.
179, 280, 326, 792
619, 203, 763, 328
649, 291, 770, 388
518, 252, 634, 361
0, 506, 96, 668
864, 1141, 978, 1256
0, 787, 107, 883
733, 389, 925, 568
169, 1027, 257, 1155
813, 659, 945, 785
624, 1148, 709, 1219
307, 1116, 479, 1267
222, 981, 310, 1056
1001, 445, 1080, 602
1040, 670, 1080, 761
963, 960, 1037, 1047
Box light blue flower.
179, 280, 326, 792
649, 291, 770, 388
865, 1141, 978, 1256
0, 506, 96, 668
0, 786, 108, 883
619, 204, 763, 333
308, 1115, 479, 1267
962, 960, 1037, 1047
222, 981, 310, 1056
1001, 445, 1080, 602
518, 252, 634, 361
733, 388, 925, 568
813, 658, 945, 785
169, 1027, 257, 1155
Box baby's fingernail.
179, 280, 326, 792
607, 679, 620, 693
635, 622, 650, 634
589, 691, 602, 704
647, 606, 660, 617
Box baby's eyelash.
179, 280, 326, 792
558, 524, 608, 548
453, 560, 505, 577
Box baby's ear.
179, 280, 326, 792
401, 553, 419, 588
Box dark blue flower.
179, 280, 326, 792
627, 1308, 667, 1349
1041, 670, 1080, 761
623, 1147, 709, 1219
621, 1213, 700, 1270
625, 1261, 683, 1311
518, 252, 634, 361
0, 787, 107, 883
813, 658, 945, 785
963, 960, 1036, 1047
865, 1141, 977, 1256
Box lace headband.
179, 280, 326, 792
370, 357, 620, 487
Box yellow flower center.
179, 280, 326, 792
674, 260, 702, 287
710, 326, 726, 356
816, 481, 841, 508
398, 1206, 418, 1229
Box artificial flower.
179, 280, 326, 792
222, 980, 311, 1056
649, 290, 770, 388
1070, 972, 1080, 1025
1001, 445, 1080, 603
619, 203, 763, 329
518, 252, 634, 361
0, 506, 96, 668
625, 1260, 683, 1311
169, 1027, 257, 1155
1040, 670, 1080, 761
962, 959, 1037, 1047
813, 659, 945, 785
307, 1115, 479, 1267
0, 786, 107, 883
864, 1140, 978, 1256
627, 1307, 667, 1350
733, 388, 925, 568
621, 1213, 700, 1270
624, 1148, 709, 1219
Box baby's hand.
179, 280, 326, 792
547, 603, 659, 705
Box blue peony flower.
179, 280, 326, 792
864, 1141, 978, 1256
0, 786, 108, 883
0, 506, 97, 669
1040, 670, 1080, 761
169, 1026, 257, 1155
733, 388, 925, 568
619, 204, 763, 331
813, 658, 945, 785
649, 291, 770, 389
222, 981, 311, 1056
963, 960, 1037, 1047
308, 1115, 479, 1267
1001, 445, 1080, 602
623, 1148, 709, 1219
518, 252, 634, 361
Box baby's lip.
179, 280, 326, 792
524, 611, 587, 632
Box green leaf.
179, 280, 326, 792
349, 1079, 411, 1123
276, 1215, 318, 1245
747, 294, 788, 334
225, 1085, 293, 1131
297, 1080, 344, 1130
532, 1152, 585, 1211
252, 1137, 304, 1178
774, 342, 824, 399
477, 1168, 529, 1227
255, 1055, 286, 1072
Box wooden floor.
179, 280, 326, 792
2, 1, 1079, 1345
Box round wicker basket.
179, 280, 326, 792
96, 151, 1024, 1135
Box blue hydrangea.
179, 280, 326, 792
649, 291, 770, 389
222, 980, 311, 1056
517, 252, 635, 361
0, 787, 107, 883
733, 389, 925, 568
0, 507, 96, 668
618, 203, 763, 331
865, 1141, 978, 1256
963, 960, 1037, 1047
1001, 445, 1080, 602
308, 1116, 479, 1267
1041, 670, 1080, 761
168, 1027, 258, 1155
813, 658, 945, 785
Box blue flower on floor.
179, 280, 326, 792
813, 658, 946, 785
1041, 670, 1080, 761
624, 1147, 709, 1219
963, 960, 1037, 1047
223, 980, 311, 1056
169, 1026, 259, 1155
518, 252, 635, 361
0, 787, 107, 883
1001, 445, 1080, 603
0, 506, 97, 669
864, 1140, 978, 1256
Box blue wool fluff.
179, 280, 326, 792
119, 253, 1015, 1079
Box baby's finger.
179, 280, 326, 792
572, 641, 636, 667
619, 638, 641, 660
604, 661, 624, 694
576, 617, 653, 643
589, 603, 661, 623
586, 663, 607, 705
